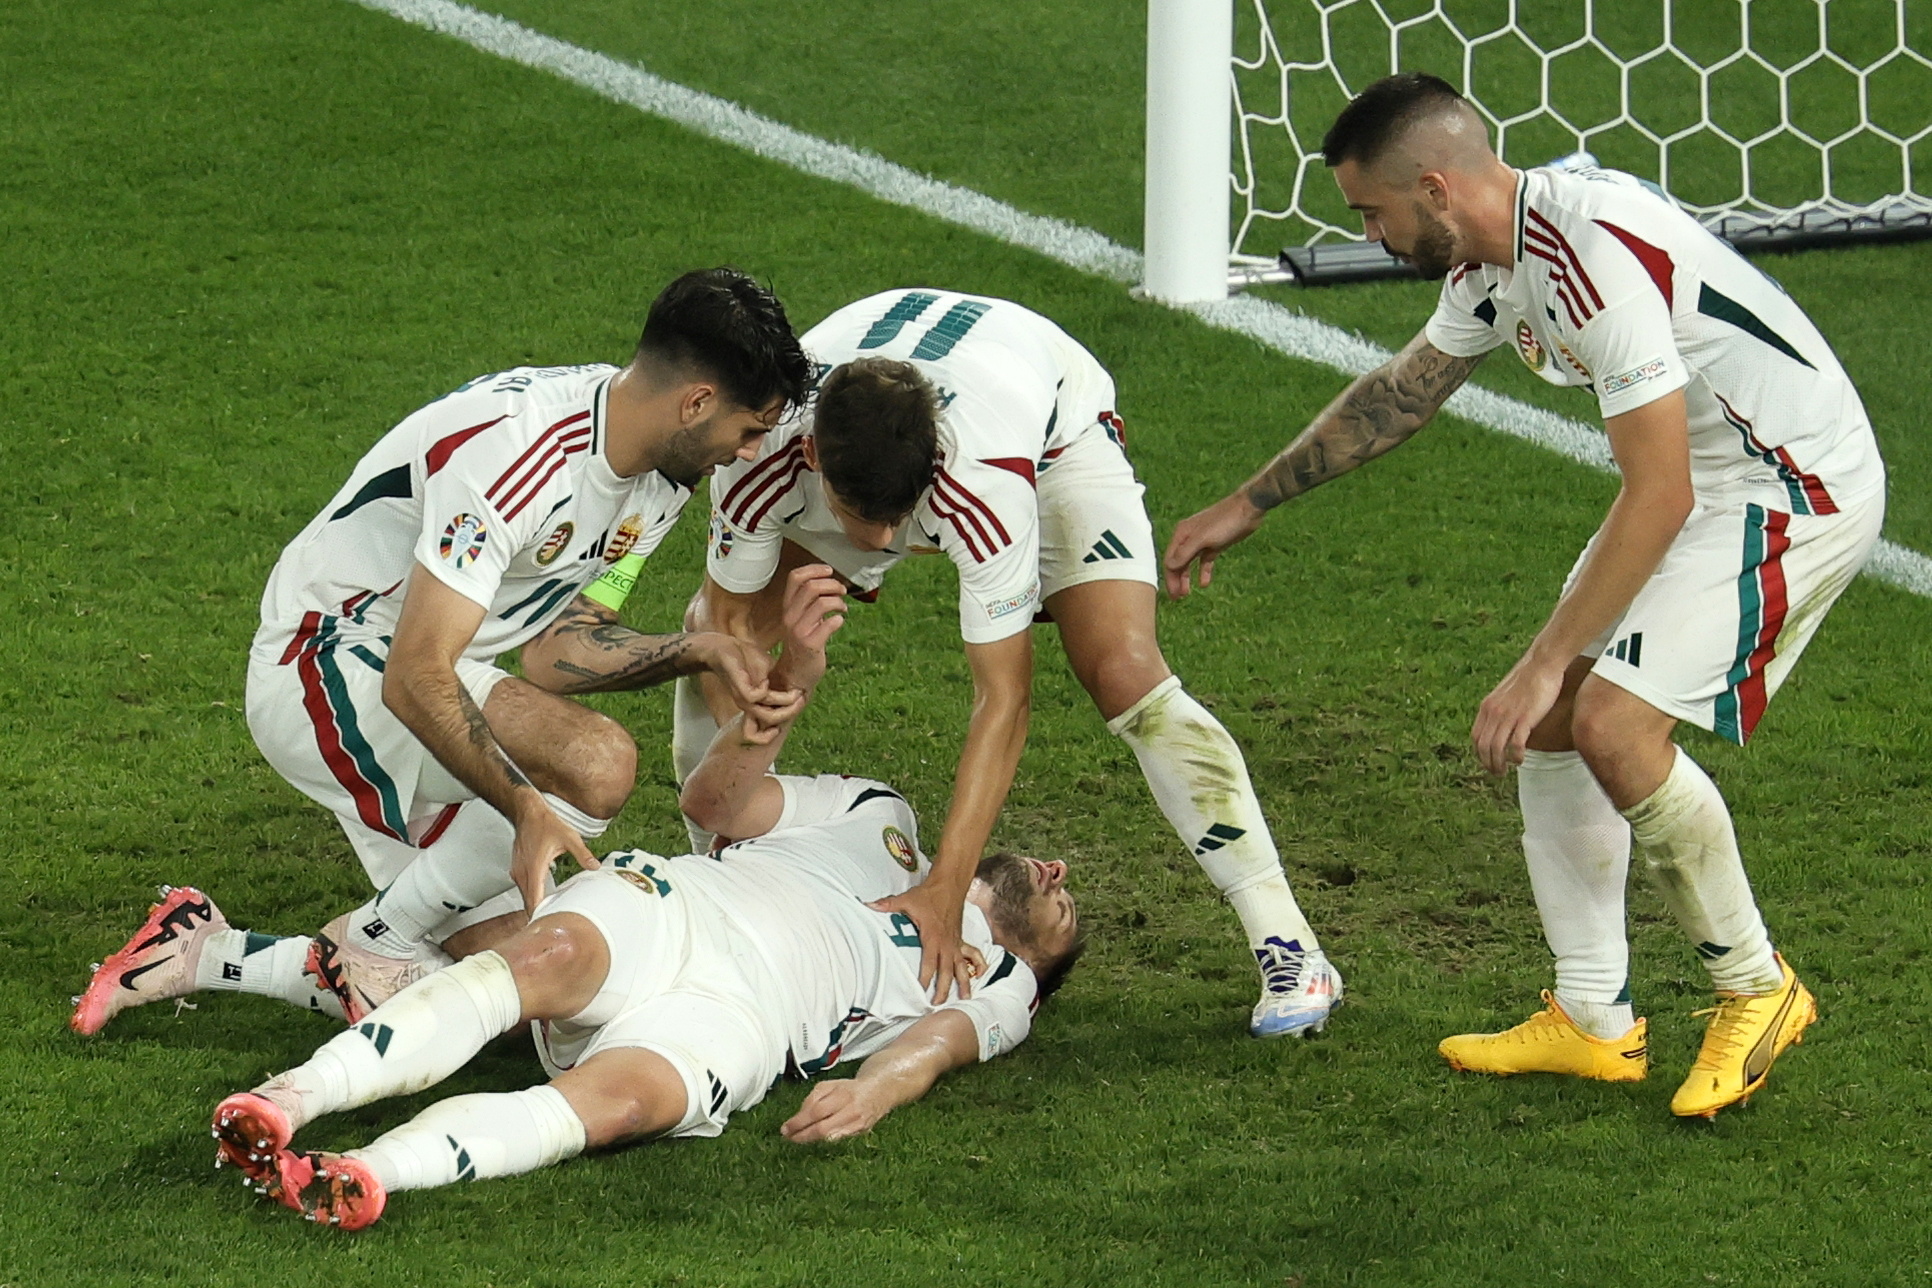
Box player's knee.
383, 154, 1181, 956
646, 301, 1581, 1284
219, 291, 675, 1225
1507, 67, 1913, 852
569, 713, 637, 820
499, 917, 596, 993
1084, 646, 1171, 723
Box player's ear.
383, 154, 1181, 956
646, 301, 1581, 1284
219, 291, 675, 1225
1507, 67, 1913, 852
680, 381, 718, 425
1419, 170, 1451, 211
799, 434, 820, 470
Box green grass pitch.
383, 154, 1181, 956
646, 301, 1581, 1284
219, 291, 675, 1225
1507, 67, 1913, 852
5, 1, 1932, 1284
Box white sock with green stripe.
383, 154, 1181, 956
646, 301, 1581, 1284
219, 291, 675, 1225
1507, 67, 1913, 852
345, 1087, 586, 1192
1623, 747, 1783, 996
1107, 676, 1318, 955
1518, 750, 1636, 1039
254, 951, 523, 1132
194, 929, 345, 1021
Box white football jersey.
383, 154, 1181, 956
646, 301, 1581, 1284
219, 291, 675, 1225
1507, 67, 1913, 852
658, 774, 1039, 1073
1426, 166, 1885, 515
254, 366, 692, 660
708, 290, 1120, 643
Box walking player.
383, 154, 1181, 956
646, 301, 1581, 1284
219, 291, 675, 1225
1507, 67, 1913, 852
1164, 74, 1883, 1115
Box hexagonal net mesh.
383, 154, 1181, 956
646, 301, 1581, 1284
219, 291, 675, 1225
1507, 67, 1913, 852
1232, 0, 1932, 263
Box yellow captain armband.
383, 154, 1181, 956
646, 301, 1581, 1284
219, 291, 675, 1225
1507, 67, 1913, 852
582, 552, 646, 612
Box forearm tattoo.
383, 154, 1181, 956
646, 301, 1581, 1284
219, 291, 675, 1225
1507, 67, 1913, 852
456, 684, 532, 793
540, 601, 697, 694
1246, 343, 1485, 510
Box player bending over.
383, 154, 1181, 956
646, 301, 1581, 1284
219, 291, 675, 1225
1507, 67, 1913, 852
681, 289, 1336, 1037
1165, 74, 1884, 1117
71, 270, 813, 1035
205, 566, 1083, 1230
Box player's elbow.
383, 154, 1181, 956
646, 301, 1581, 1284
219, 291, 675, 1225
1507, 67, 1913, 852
677, 776, 730, 836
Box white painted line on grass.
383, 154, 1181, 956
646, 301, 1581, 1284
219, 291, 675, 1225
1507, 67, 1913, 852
350, 0, 1932, 602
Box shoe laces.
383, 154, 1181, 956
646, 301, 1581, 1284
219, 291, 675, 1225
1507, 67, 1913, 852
1687, 995, 1757, 1066
1255, 943, 1309, 996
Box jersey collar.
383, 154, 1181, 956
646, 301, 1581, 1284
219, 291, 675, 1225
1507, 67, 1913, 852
1510, 168, 1529, 268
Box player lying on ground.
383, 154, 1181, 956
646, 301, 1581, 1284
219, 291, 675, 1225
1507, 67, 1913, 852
1164, 74, 1885, 1117
72, 269, 813, 1034
680, 289, 1337, 1038
205, 565, 1083, 1230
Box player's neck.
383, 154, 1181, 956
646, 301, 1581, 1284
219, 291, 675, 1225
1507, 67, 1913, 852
601, 365, 682, 478
1461, 162, 1522, 268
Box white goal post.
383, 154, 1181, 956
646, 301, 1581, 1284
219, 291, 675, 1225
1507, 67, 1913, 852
1143, 0, 1932, 300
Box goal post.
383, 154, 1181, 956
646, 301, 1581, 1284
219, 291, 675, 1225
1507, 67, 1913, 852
1143, 0, 1932, 295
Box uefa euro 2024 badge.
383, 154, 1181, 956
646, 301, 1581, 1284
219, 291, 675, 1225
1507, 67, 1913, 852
439, 513, 487, 568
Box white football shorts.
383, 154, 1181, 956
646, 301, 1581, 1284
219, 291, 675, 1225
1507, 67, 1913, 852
1571, 493, 1883, 743
529, 860, 788, 1139
245, 625, 510, 886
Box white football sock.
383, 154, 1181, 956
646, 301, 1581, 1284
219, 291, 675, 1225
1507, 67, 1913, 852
672, 674, 720, 852
345, 1087, 586, 1192
1518, 750, 1636, 1038
254, 951, 522, 1132
1108, 676, 1318, 957
194, 929, 346, 1021
1623, 746, 1782, 996
349, 794, 608, 959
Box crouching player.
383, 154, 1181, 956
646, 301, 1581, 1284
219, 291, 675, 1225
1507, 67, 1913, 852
207, 566, 1084, 1229
683, 289, 1336, 1037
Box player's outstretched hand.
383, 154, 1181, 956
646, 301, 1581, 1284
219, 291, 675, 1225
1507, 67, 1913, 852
780, 1079, 885, 1144
872, 880, 980, 1002
774, 563, 847, 693
1162, 491, 1268, 599
510, 793, 599, 913
1472, 652, 1567, 776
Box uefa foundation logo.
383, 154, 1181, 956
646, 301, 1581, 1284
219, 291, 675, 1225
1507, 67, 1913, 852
439, 513, 487, 568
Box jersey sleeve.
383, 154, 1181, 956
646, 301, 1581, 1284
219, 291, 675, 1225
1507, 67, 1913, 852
1423, 268, 1508, 358
409, 392, 556, 610
771, 774, 915, 839
1570, 289, 1691, 421
933, 461, 1042, 645
936, 944, 1037, 1061
706, 435, 806, 595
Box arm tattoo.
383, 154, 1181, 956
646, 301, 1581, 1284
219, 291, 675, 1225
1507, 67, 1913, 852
455, 684, 531, 792
1246, 342, 1486, 510
535, 598, 700, 694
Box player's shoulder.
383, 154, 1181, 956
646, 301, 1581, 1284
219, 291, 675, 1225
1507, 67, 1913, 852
712, 412, 811, 529
1523, 167, 1713, 308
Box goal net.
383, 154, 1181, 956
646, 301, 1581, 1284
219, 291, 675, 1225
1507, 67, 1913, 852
1211, 0, 1932, 286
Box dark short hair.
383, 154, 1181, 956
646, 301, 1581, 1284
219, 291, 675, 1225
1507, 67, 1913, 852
1321, 71, 1468, 169
976, 851, 1086, 1003
636, 268, 811, 414
810, 357, 940, 522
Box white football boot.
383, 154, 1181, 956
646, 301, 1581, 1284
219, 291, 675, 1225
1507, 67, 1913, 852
1249, 937, 1343, 1038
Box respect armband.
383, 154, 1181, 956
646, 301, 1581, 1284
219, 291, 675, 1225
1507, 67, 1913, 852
581, 552, 646, 611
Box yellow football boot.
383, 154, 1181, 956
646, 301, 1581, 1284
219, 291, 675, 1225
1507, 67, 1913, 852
1439, 991, 1648, 1081
1671, 953, 1816, 1119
